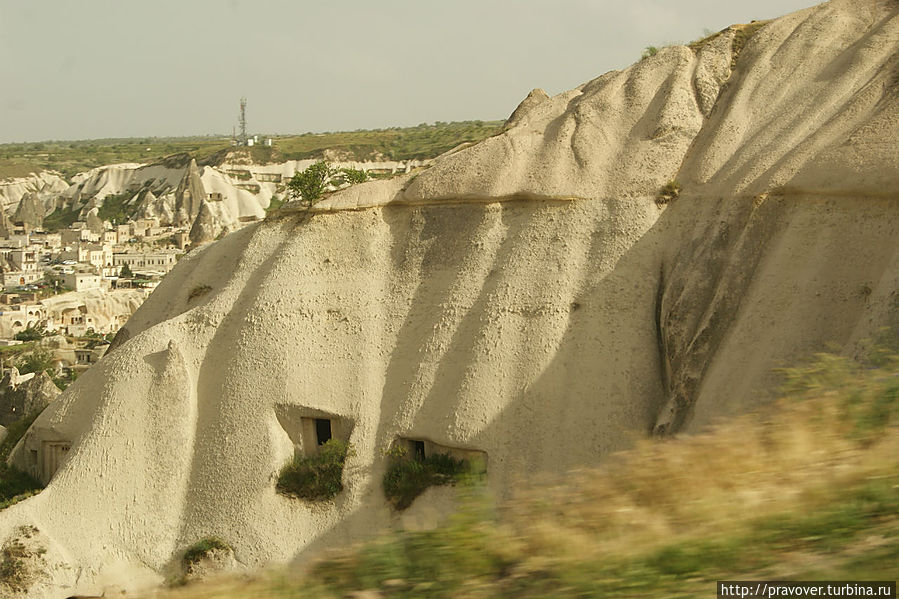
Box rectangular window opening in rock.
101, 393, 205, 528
397, 437, 488, 473
314, 418, 332, 446
273, 404, 353, 458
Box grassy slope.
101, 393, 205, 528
272, 121, 504, 162
143, 345, 899, 598
0, 121, 504, 180
0, 138, 231, 180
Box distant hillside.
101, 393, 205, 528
0, 121, 504, 180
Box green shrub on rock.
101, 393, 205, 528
383, 446, 473, 511
276, 439, 353, 501
182, 537, 232, 569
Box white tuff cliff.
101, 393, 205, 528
1, 0, 897, 596
58, 158, 268, 231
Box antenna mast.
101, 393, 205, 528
239, 97, 247, 145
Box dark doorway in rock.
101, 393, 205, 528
412, 440, 426, 460
315, 418, 332, 446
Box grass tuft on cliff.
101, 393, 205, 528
276, 439, 353, 502
383, 448, 474, 511
182, 538, 233, 569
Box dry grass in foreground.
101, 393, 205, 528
144, 347, 899, 598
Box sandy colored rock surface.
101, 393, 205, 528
0, 0, 896, 596
52, 159, 268, 233
12, 192, 45, 230
0, 370, 60, 427
0, 172, 68, 214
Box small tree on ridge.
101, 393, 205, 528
286, 162, 370, 209
287, 161, 334, 208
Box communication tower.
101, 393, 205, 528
238, 98, 248, 145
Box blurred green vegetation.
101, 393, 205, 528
273, 120, 503, 162
0, 137, 231, 179
11, 348, 54, 376
0, 342, 36, 358
383, 447, 474, 511
182, 538, 233, 570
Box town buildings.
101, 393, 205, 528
0, 209, 188, 341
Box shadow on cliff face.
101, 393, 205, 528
140, 341, 899, 598
373, 201, 508, 451
653, 193, 899, 434
452, 198, 671, 488
267, 197, 664, 568
459, 190, 899, 493
10, 188, 898, 589
375, 198, 662, 488
650, 195, 786, 434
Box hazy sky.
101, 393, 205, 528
0, 0, 820, 144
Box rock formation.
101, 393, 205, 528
0, 369, 60, 427
0, 0, 897, 596
40, 159, 265, 235
0, 210, 14, 238
188, 199, 218, 246
135, 189, 175, 225
174, 159, 207, 224
84, 207, 105, 235
0, 172, 68, 215
12, 192, 45, 230
502, 87, 549, 131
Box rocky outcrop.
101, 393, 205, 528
188, 199, 218, 246
85, 207, 105, 235
503, 87, 549, 131
12, 192, 45, 229
0, 172, 68, 214
135, 190, 175, 225
0, 1, 897, 596
0, 370, 60, 427
44, 159, 264, 235
0, 210, 14, 238
175, 159, 207, 224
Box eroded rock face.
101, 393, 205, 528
85, 207, 105, 235
0, 209, 14, 238
502, 87, 550, 131
0, 172, 68, 215
188, 199, 219, 246
175, 159, 207, 223
134, 190, 174, 225
0, 525, 75, 597
0, 370, 60, 427
12, 192, 45, 230
8, 158, 267, 239
0, 1, 897, 596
